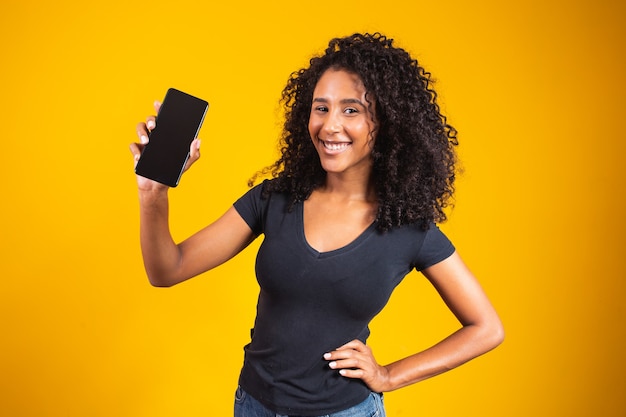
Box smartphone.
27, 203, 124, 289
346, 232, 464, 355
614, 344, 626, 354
135, 88, 209, 187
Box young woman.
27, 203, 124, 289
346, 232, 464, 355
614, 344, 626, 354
130, 33, 504, 417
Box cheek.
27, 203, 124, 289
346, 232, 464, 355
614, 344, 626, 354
346, 121, 372, 142
308, 119, 320, 139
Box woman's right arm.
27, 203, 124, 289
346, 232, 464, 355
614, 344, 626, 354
137, 189, 255, 287
130, 104, 256, 287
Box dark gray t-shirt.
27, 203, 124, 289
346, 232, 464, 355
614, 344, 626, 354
233, 181, 455, 415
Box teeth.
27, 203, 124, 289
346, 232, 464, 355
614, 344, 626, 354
323, 141, 350, 151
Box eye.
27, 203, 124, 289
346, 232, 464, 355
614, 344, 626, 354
344, 107, 359, 115
313, 105, 328, 112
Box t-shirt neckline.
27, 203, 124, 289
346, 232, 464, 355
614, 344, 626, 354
297, 201, 377, 259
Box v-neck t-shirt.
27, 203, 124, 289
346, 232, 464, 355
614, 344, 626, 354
233, 181, 455, 416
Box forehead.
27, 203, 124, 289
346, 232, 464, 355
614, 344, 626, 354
313, 69, 366, 96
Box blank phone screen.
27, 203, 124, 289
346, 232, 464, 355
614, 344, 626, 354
135, 88, 208, 187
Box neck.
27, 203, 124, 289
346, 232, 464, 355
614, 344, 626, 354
321, 172, 376, 202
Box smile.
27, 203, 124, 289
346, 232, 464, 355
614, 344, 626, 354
321, 140, 351, 151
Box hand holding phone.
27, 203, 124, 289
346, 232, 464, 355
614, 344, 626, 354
134, 88, 209, 187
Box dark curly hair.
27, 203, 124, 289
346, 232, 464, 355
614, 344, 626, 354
250, 32, 458, 231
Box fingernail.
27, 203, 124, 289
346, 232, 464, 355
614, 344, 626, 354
339, 370, 346, 376
197, 139, 201, 149
329, 361, 337, 369
140, 135, 148, 144
323, 353, 331, 360
147, 120, 155, 129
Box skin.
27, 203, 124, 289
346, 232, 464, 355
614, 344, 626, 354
304, 69, 379, 252
130, 102, 256, 287
129, 70, 504, 394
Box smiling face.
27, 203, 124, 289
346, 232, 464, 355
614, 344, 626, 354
308, 68, 377, 180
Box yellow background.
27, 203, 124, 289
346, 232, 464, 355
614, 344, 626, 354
1, 0, 624, 415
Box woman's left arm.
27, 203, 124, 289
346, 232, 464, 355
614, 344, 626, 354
325, 251, 505, 392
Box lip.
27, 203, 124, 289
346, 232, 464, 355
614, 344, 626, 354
319, 138, 352, 154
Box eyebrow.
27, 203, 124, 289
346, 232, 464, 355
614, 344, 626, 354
312, 97, 366, 107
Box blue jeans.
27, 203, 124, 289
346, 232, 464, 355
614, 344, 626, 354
234, 386, 386, 417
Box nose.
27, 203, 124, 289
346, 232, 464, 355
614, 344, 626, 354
322, 110, 342, 135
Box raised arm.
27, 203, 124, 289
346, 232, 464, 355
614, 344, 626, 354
130, 104, 256, 287
136, 190, 255, 287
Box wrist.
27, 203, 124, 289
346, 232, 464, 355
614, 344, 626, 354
138, 185, 169, 202
379, 365, 396, 392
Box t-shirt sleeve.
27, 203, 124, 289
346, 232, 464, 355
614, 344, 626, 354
233, 182, 267, 236
413, 224, 456, 271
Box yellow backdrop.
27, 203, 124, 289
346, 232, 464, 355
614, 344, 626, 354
1, 0, 624, 415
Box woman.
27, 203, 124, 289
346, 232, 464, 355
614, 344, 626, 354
130, 33, 504, 417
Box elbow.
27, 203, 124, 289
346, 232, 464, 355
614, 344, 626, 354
144, 264, 188, 287
469, 315, 505, 353
150, 280, 174, 288
146, 269, 192, 287
486, 317, 505, 350
147, 274, 177, 288
494, 326, 505, 348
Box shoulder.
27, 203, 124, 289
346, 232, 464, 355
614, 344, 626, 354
236, 179, 284, 204
233, 180, 292, 235
385, 222, 455, 271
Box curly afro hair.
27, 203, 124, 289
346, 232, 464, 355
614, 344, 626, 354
251, 32, 458, 231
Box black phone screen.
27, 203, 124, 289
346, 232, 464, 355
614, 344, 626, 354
135, 88, 209, 187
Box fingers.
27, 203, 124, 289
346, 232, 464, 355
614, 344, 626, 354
131, 119, 153, 166
129, 142, 142, 165
136, 102, 160, 143
131, 100, 201, 176
324, 340, 370, 375
132, 107, 159, 162
336, 339, 368, 351
183, 138, 201, 172
324, 339, 390, 392
136, 122, 149, 145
